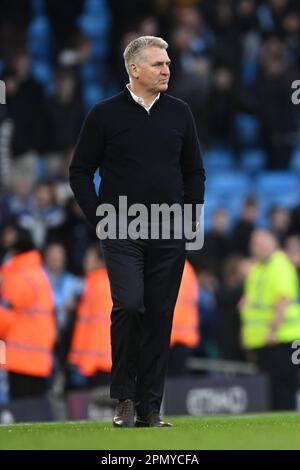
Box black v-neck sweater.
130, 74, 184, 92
69, 87, 206, 227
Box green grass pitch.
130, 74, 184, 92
0, 413, 300, 450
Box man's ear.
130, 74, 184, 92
130, 63, 139, 79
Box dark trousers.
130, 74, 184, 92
254, 343, 299, 411
101, 237, 186, 418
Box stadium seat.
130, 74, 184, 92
77, 10, 110, 38
235, 113, 261, 147
31, 61, 53, 93
204, 147, 235, 172
31, 0, 46, 17
242, 59, 257, 88
28, 16, 50, 40
84, 0, 109, 15
241, 149, 266, 173
94, 169, 101, 196
80, 62, 100, 83
83, 84, 105, 110
255, 171, 300, 196
291, 147, 300, 173
206, 171, 252, 197
93, 41, 109, 60
28, 16, 51, 61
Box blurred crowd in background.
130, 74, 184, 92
0, 0, 300, 409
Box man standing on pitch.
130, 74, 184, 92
69, 36, 205, 427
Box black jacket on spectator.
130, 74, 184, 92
6, 77, 45, 156
44, 96, 83, 153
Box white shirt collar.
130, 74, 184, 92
126, 84, 160, 113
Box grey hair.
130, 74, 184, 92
123, 36, 168, 76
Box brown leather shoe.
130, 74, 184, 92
113, 399, 135, 428
135, 411, 173, 427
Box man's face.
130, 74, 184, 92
132, 46, 171, 94
250, 231, 276, 261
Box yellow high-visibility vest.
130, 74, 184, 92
241, 251, 300, 349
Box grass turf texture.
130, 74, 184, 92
0, 413, 300, 450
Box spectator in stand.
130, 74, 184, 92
189, 208, 230, 276
205, 67, 238, 150
0, 175, 32, 228
0, 224, 19, 264
43, 242, 83, 381
209, 0, 242, 73
281, 8, 300, 62
240, 229, 300, 410
18, 182, 65, 249
43, 242, 83, 335
216, 255, 250, 361
284, 234, 300, 279
0, 227, 55, 400
44, 67, 84, 180
268, 205, 291, 246
2, 48, 46, 187
45, 0, 85, 56
168, 260, 199, 376
231, 197, 259, 256
196, 263, 219, 359
0, 0, 31, 60
51, 197, 96, 276
260, 0, 299, 35
256, 36, 297, 169
67, 244, 112, 390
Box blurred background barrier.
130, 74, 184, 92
0, 374, 271, 423
164, 375, 270, 416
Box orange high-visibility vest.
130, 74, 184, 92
68, 267, 112, 376
171, 260, 200, 348
0, 251, 55, 377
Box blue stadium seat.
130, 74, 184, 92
235, 113, 261, 147
28, 16, 50, 40
84, 0, 108, 15
255, 171, 300, 196
94, 169, 101, 196
242, 59, 257, 88
28, 16, 51, 60
206, 171, 252, 197
203, 200, 240, 231
241, 149, 266, 173
93, 41, 109, 59
83, 84, 104, 110
31, 61, 53, 93
291, 148, 300, 172
80, 62, 100, 83
204, 147, 235, 172
77, 13, 110, 38
31, 0, 46, 17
